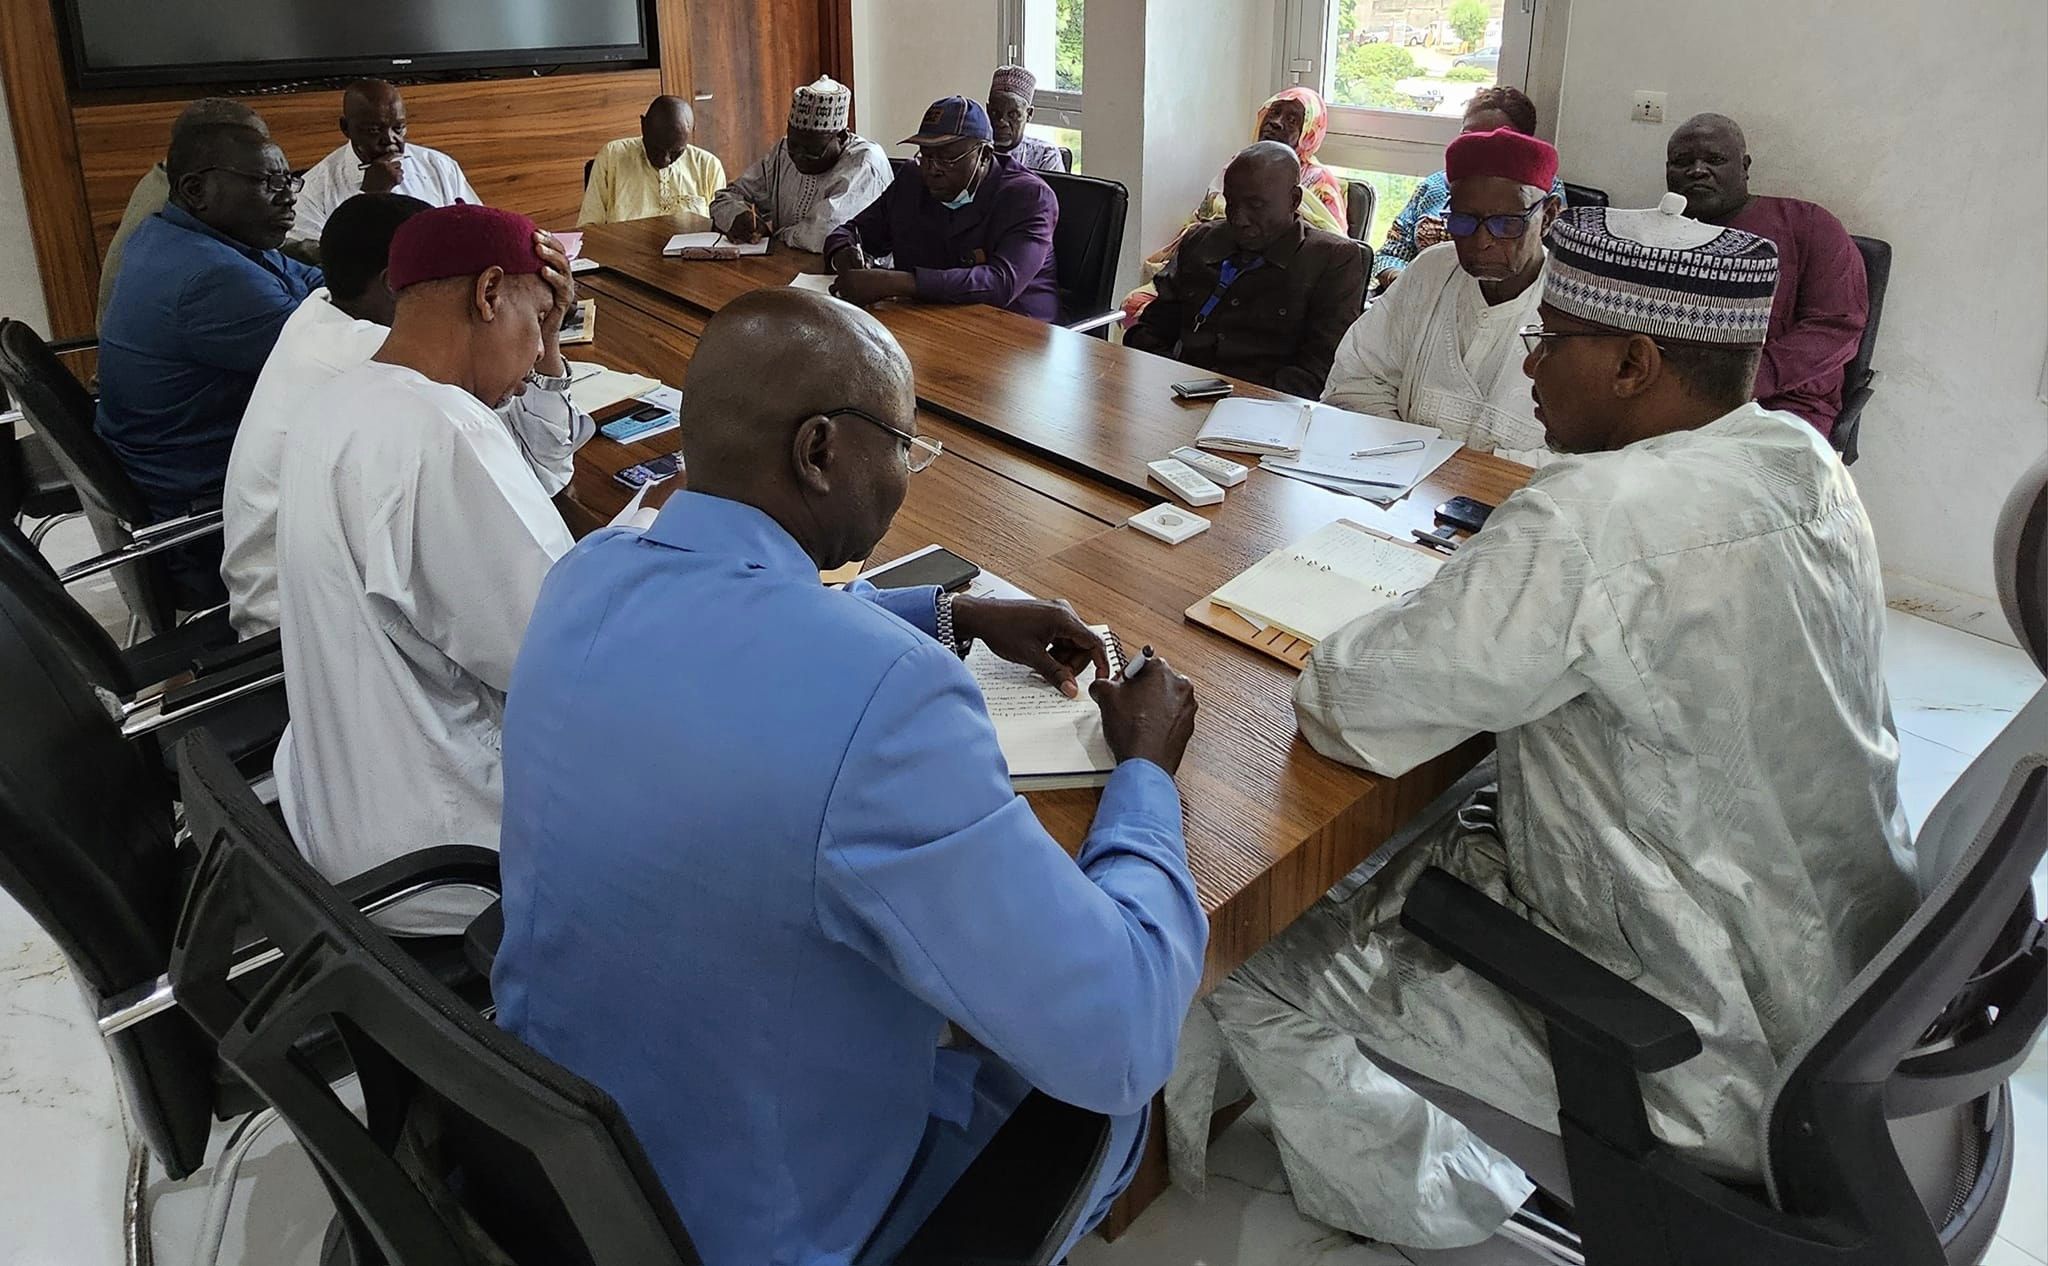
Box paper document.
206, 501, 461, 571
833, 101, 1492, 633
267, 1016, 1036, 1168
788, 272, 838, 295
637, 385, 683, 413
1195, 398, 1314, 456
570, 257, 602, 274
1209, 520, 1444, 644
1258, 404, 1461, 504
553, 231, 583, 260
607, 480, 660, 532
569, 367, 663, 414
663, 232, 770, 258
967, 626, 1125, 790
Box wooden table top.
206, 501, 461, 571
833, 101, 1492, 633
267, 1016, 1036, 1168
569, 218, 1531, 992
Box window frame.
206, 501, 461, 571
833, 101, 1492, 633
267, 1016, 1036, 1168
1277, 0, 1542, 171
998, 0, 1084, 132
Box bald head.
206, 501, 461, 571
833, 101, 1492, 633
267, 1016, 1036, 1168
641, 95, 695, 170
1666, 112, 1752, 223
1221, 140, 1304, 253
682, 289, 919, 568
340, 79, 408, 164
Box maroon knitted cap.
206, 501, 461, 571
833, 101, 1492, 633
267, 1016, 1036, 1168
386, 203, 543, 291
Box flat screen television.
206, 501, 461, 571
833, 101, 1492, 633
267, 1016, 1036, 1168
60, 0, 651, 89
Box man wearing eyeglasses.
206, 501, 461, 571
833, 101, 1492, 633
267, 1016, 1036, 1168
1175, 199, 1912, 1248
95, 119, 322, 606
822, 96, 1061, 321
1322, 128, 1562, 464
494, 288, 1207, 1265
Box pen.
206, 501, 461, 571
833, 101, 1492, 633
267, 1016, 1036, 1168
1122, 644, 1155, 682
1352, 439, 1427, 458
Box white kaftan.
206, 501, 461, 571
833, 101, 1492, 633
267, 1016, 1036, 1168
1322, 242, 1548, 463
1175, 404, 1918, 1246
708, 136, 893, 255
273, 362, 574, 934
292, 143, 480, 245
221, 290, 593, 638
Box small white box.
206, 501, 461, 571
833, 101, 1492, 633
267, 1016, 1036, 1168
1128, 503, 1211, 544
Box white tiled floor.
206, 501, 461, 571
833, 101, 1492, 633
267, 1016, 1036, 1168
1, 517, 2043, 1265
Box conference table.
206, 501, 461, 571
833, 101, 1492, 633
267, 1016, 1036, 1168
562, 217, 1531, 1233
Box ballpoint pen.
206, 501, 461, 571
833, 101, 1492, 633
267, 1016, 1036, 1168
1352, 439, 1427, 458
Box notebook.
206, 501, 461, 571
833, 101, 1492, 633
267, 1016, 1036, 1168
567, 366, 662, 413
788, 272, 839, 295
1194, 397, 1314, 456
968, 628, 1127, 791
662, 232, 770, 259
1207, 519, 1445, 645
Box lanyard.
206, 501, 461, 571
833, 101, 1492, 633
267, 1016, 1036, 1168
1193, 254, 1264, 329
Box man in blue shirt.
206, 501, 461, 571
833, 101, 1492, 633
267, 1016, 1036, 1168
96, 120, 322, 603
494, 288, 1208, 1265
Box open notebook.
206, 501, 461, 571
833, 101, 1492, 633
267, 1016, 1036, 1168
966, 629, 1126, 791
1208, 520, 1445, 645
662, 232, 770, 258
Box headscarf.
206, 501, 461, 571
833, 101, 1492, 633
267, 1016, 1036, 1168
1255, 87, 1346, 235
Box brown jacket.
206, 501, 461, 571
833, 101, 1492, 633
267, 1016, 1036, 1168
1125, 219, 1367, 397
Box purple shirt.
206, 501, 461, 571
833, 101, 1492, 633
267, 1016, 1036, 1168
824, 152, 1060, 322
1725, 195, 1868, 437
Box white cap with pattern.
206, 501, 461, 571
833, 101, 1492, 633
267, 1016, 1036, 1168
789, 76, 852, 132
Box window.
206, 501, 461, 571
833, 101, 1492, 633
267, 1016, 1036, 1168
1000, 0, 1084, 169
1282, 0, 1537, 154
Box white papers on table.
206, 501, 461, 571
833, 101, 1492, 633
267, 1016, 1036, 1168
662, 232, 770, 257
607, 480, 660, 532
637, 384, 683, 414
967, 625, 1123, 789
569, 367, 663, 413
1258, 404, 1461, 504
1209, 520, 1445, 644
788, 272, 838, 295
1195, 397, 1314, 455
570, 257, 602, 274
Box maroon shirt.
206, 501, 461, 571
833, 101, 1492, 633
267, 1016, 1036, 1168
1725, 195, 1867, 437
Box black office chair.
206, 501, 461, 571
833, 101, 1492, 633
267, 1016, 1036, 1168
584, 157, 594, 189
1392, 449, 2048, 1265
173, 732, 1113, 1266
0, 378, 83, 541
0, 598, 499, 1266
1038, 170, 1128, 337
1057, 145, 1074, 173
1344, 179, 1378, 245
1832, 236, 1891, 466
0, 318, 211, 635
1561, 181, 1610, 208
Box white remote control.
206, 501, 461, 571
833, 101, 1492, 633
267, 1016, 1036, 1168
1169, 446, 1248, 487
1147, 457, 1225, 506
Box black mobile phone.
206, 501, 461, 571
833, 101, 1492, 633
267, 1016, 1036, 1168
862, 547, 980, 593
626, 402, 670, 422
1171, 378, 1233, 401
1434, 495, 1495, 534
611, 453, 681, 489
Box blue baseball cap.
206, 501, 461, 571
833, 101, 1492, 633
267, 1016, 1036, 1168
900, 96, 994, 146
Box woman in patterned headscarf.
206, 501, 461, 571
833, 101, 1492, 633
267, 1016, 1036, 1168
1121, 87, 1349, 324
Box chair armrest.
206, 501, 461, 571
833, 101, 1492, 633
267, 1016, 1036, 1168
103, 845, 503, 1038
1401, 867, 1701, 1072
57, 510, 226, 583
464, 899, 506, 978
47, 335, 99, 356
190, 627, 281, 676
1065, 310, 1123, 335
121, 654, 284, 737
895, 1091, 1113, 1264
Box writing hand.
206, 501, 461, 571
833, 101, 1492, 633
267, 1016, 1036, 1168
1089, 648, 1198, 775
950, 596, 1111, 699
831, 267, 915, 308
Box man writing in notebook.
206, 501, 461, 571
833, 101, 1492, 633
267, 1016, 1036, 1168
1122, 141, 1366, 397
493, 289, 1208, 1266
1170, 199, 1915, 1249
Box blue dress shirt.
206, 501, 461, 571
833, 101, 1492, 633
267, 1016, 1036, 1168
494, 492, 1207, 1266
95, 205, 322, 518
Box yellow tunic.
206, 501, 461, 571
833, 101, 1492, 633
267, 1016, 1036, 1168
578, 138, 727, 231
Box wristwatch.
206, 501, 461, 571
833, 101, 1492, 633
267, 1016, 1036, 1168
934, 591, 972, 658
525, 369, 574, 394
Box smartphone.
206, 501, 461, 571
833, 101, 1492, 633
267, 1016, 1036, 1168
1434, 495, 1495, 534
1171, 378, 1234, 401
861, 547, 980, 593
600, 405, 679, 443
611, 453, 681, 489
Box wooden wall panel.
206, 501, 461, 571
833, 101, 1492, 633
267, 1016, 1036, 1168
0, 0, 101, 336
683, 0, 825, 170
72, 70, 664, 251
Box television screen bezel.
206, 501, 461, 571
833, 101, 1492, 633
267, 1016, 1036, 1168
57, 0, 654, 91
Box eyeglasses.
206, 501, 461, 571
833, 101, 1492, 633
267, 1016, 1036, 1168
1518, 324, 1672, 356
914, 143, 986, 172
1446, 199, 1547, 241
197, 167, 305, 197
834, 407, 943, 472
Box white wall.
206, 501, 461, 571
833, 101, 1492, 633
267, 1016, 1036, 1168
1553, 0, 2048, 624
850, 0, 1002, 153
0, 64, 51, 336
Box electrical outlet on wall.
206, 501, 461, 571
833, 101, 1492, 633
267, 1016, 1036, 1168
1631, 91, 1666, 124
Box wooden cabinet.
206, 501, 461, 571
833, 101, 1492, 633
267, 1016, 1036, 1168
672, 0, 845, 169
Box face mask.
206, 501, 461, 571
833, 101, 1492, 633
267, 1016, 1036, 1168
940, 152, 985, 210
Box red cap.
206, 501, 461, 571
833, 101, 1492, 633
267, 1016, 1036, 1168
1444, 127, 1559, 191
386, 203, 543, 292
